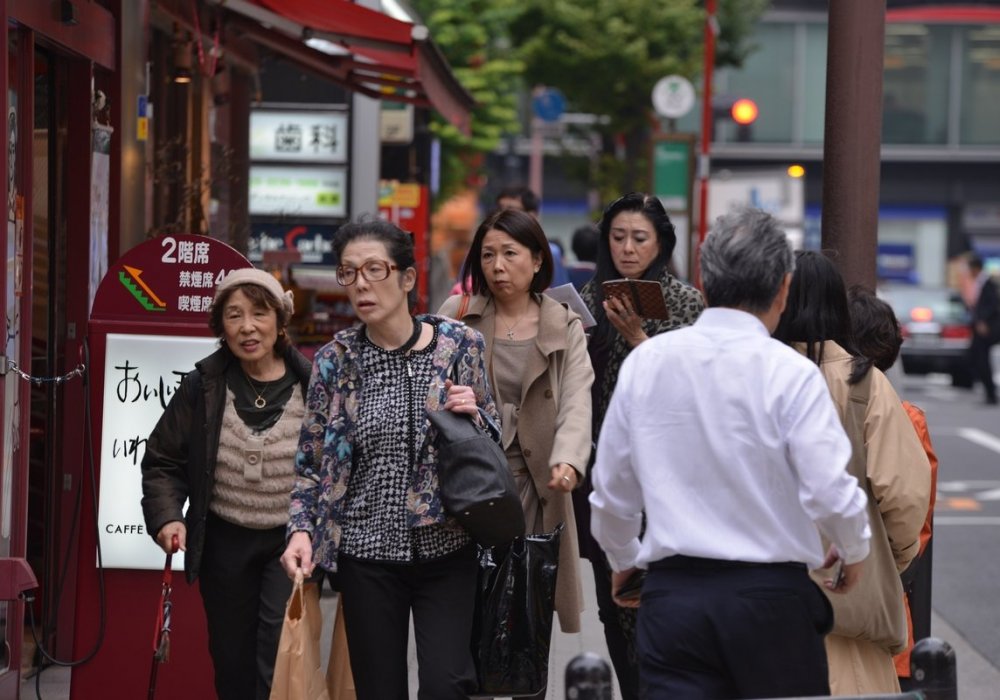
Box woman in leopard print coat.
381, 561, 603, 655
575, 192, 704, 700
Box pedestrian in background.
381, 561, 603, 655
141, 268, 312, 700
281, 219, 500, 699
439, 208, 594, 694
568, 222, 599, 291
848, 285, 939, 691
964, 253, 999, 405
575, 192, 704, 699
590, 207, 870, 699
774, 251, 931, 696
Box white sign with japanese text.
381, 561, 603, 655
250, 110, 348, 164
98, 333, 218, 569
249, 165, 348, 218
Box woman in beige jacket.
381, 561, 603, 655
439, 208, 594, 651
774, 251, 931, 696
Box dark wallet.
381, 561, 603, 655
615, 569, 647, 601
602, 279, 670, 320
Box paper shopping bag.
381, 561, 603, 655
269, 574, 330, 700
326, 596, 356, 700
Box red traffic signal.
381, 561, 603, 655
731, 98, 758, 125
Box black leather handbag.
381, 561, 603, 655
428, 409, 525, 547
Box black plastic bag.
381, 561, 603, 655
471, 524, 562, 697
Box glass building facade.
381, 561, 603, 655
677, 11, 1000, 151
678, 6, 1000, 286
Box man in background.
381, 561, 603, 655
568, 223, 599, 291
966, 253, 999, 405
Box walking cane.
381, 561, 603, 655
148, 534, 179, 700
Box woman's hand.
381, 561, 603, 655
548, 463, 579, 492
281, 531, 315, 579
156, 521, 186, 554
443, 379, 480, 417
604, 296, 648, 348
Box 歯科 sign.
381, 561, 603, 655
250, 109, 348, 164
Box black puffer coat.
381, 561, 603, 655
140, 344, 313, 583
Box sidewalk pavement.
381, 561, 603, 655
21, 560, 1000, 699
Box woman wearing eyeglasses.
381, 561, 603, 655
280, 218, 499, 699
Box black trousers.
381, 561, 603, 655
199, 513, 292, 700
638, 557, 833, 700
590, 554, 640, 700
970, 335, 997, 401
337, 545, 479, 700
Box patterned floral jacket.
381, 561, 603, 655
288, 314, 500, 572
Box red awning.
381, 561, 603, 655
887, 6, 1000, 24
214, 0, 473, 134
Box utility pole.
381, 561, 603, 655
821, 0, 887, 291
695, 0, 717, 289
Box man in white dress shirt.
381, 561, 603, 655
589, 207, 871, 699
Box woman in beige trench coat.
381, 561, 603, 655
774, 251, 931, 696
439, 208, 594, 647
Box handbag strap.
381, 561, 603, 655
457, 293, 471, 319
844, 370, 873, 483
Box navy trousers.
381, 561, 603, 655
637, 557, 833, 700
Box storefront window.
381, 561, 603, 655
802, 23, 828, 145
960, 25, 1000, 145
882, 23, 950, 145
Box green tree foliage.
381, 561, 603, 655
411, 0, 524, 201
508, 0, 769, 200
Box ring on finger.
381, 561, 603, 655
561, 475, 571, 483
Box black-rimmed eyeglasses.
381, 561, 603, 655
336, 260, 400, 286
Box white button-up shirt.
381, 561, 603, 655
590, 307, 871, 572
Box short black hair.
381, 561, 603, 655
848, 285, 902, 372
332, 217, 417, 308
571, 223, 599, 263
495, 185, 539, 214
463, 208, 554, 295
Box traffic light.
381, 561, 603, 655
712, 95, 758, 142
731, 99, 758, 126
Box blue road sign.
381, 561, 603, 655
532, 88, 566, 123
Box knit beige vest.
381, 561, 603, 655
210, 386, 304, 529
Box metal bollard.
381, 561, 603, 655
910, 637, 957, 700
565, 652, 612, 700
